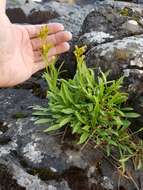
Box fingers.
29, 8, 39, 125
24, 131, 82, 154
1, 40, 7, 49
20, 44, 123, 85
24, 23, 65, 38
31, 31, 72, 51
34, 42, 70, 63
32, 60, 45, 74
33, 42, 70, 73
32, 57, 55, 74
29, 22, 72, 74
48, 42, 70, 57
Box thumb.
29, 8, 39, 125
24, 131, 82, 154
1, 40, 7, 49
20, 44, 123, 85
1, 0, 6, 13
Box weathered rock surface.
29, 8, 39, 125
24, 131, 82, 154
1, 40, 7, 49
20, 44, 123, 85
1, 0, 143, 190
6, 1, 59, 24
77, 2, 143, 131
6, 0, 94, 35
0, 88, 142, 189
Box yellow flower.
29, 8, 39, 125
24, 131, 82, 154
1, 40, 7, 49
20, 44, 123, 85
74, 45, 87, 58
38, 25, 49, 40
41, 43, 53, 57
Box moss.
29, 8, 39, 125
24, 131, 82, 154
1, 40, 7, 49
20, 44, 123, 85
0, 121, 8, 133
119, 7, 133, 17
28, 168, 59, 181
119, 7, 141, 23
12, 112, 28, 119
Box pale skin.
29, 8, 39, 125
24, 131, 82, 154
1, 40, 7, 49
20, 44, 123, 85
0, 0, 72, 87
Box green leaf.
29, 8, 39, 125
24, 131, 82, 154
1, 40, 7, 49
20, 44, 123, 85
106, 144, 111, 156
126, 146, 133, 154
91, 98, 99, 126
82, 125, 90, 132
109, 140, 118, 146
72, 122, 81, 134
100, 70, 107, 83
44, 124, 62, 132
61, 108, 74, 114
121, 107, 134, 111
137, 159, 143, 170
63, 82, 74, 104
113, 116, 123, 127
88, 104, 94, 112
35, 118, 50, 124
75, 111, 86, 124
33, 111, 51, 116
115, 109, 125, 117
59, 84, 68, 105
124, 112, 140, 118
119, 156, 131, 163
110, 129, 119, 136
59, 117, 71, 127
33, 106, 49, 112
122, 120, 131, 128
78, 132, 89, 144
101, 131, 109, 137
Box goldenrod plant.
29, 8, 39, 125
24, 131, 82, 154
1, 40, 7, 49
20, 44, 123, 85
33, 26, 143, 175
38, 25, 55, 71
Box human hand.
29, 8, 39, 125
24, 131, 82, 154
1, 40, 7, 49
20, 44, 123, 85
0, 1, 72, 87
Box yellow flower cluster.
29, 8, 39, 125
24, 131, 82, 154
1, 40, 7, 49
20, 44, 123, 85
74, 45, 87, 58
38, 25, 49, 40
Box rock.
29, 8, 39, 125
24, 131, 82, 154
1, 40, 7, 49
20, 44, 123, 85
45, 1, 95, 35
6, 0, 26, 7
88, 33, 143, 137
85, 34, 143, 94
0, 160, 26, 190
1, 1, 143, 190
0, 89, 72, 190
6, 0, 95, 34
79, 4, 143, 47
84, 33, 143, 133
122, 19, 140, 32
0, 156, 71, 190
6, 1, 59, 24
78, 31, 114, 48
0, 89, 140, 190
73, 0, 143, 162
